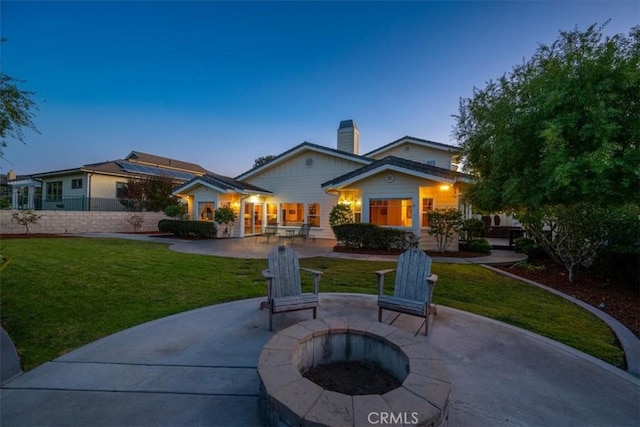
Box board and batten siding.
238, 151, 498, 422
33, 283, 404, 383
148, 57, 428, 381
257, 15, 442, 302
244, 150, 365, 239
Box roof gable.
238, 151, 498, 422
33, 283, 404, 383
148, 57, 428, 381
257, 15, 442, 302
321, 156, 472, 190
173, 173, 272, 195
235, 141, 371, 180
363, 136, 459, 158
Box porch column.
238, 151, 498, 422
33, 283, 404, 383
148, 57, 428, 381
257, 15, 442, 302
27, 186, 35, 209
11, 187, 19, 209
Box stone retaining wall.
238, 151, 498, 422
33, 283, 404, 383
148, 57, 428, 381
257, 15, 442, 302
0, 210, 168, 235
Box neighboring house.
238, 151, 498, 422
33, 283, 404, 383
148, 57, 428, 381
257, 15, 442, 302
174, 120, 473, 250
25, 151, 216, 211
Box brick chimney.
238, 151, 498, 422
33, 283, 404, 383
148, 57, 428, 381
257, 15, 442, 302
337, 120, 359, 155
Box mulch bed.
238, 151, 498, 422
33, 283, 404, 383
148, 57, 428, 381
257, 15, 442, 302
303, 361, 401, 395
496, 259, 639, 338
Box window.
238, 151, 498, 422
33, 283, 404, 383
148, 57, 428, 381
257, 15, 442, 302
46, 181, 63, 202
71, 179, 83, 189
280, 202, 304, 226
266, 203, 278, 225
307, 203, 320, 227
422, 198, 434, 226
198, 202, 215, 221
369, 198, 412, 227
116, 182, 128, 199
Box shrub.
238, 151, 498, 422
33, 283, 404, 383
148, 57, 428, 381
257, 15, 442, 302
460, 217, 484, 241
163, 203, 188, 219
332, 223, 418, 251
127, 213, 144, 233
514, 237, 546, 260
214, 206, 238, 237
465, 238, 492, 254
329, 204, 353, 229
427, 208, 462, 253
158, 219, 217, 239
11, 210, 42, 235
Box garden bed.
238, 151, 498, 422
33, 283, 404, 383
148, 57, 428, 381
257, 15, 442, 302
497, 260, 639, 338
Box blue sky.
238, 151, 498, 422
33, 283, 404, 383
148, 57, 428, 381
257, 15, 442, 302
1, 1, 638, 177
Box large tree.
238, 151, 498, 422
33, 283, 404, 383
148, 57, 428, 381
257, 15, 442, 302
0, 40, 39, 156
454, 23, 639, 283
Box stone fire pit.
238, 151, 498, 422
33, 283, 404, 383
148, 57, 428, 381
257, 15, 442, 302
258, 317, 451, 426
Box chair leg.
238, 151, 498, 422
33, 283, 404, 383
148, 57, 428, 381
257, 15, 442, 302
378, 307, 382, 322
424, 314, 429, 336
313, 307, 317, 319
269, 309, 273, 331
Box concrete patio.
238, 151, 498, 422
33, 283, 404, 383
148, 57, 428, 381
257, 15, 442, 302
1, 294, 638, 426
1, 234, 638, 426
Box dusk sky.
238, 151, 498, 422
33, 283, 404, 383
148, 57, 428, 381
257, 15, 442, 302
1, 1, 637, 177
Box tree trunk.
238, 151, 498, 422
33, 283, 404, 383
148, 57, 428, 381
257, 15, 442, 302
568, 264, 579, 284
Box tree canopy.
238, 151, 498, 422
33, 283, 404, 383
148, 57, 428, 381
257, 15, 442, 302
453, 23, 640, 283
454, 23, 639, 212
0, 41, 39, 156
253, 155, 276, 168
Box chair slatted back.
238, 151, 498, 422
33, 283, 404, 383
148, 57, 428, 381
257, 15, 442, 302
298, 224, 311, 239
393, 249, 432, 302
267, 246, 302, 298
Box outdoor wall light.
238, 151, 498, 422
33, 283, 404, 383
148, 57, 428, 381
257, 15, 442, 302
439, 184, 451, 191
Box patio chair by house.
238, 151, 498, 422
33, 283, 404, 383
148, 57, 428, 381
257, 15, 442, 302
261, 245, 323, 331
280, 223, 313, 244
256, 223, 279, 243
375, 248, 438, 335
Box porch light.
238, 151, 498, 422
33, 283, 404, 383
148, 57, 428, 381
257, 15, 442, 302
439, 184, 451, 191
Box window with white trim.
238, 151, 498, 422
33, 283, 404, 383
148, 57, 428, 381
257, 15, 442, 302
369, 198, 412, 227
422, 198, 434, 226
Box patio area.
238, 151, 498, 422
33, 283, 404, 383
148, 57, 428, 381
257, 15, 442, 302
1, 293, 638, 426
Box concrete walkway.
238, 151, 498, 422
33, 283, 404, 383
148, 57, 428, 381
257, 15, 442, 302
1, 294, 638, 426
79, 233, 528, 265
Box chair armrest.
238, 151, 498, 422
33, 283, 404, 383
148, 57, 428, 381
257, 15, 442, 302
375, 269, 395, 295
427, 274, 438, 284
300, 268, 323, 294
262, 269, 274, 279
300, 267, 323, 276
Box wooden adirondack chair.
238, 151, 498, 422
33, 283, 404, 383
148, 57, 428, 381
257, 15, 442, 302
375, 248, 438, 335
261, 245, 323, 331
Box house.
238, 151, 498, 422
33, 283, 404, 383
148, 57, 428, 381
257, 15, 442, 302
24, 151, 218, 211
174, 120, 473, 250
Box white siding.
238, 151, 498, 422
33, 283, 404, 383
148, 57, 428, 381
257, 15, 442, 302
244, 150, 364, 239
369, 142, 452, 169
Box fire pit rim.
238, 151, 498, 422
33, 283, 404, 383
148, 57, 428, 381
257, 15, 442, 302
258, 317, 451, 427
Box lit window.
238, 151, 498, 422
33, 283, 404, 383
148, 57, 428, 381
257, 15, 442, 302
369, 198, 412, 227
198, 202, 215, 221
307, 203, 320, 227
280, 203, 304, 226
266, 203, 278, 225
422, 198, 434, 227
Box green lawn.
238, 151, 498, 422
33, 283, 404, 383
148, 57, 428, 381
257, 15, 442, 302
0, 237, 624, 370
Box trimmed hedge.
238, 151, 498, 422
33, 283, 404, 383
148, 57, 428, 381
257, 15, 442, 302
332, 223, 418, 251
158, 219, 217, 239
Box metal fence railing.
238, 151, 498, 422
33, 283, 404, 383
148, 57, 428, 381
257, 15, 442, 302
2, 196, 155, 212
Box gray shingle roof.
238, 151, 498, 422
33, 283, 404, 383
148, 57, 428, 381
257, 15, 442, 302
177, 173, 272, 194
321, 156, 472, 188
